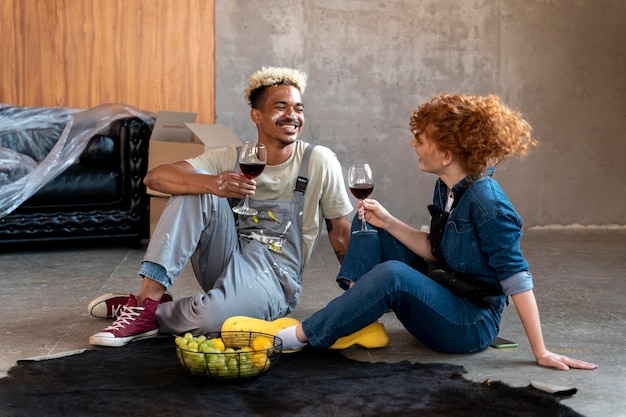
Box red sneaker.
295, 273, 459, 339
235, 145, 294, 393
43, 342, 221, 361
88, 292, 173, 320
89, 294, 160, 347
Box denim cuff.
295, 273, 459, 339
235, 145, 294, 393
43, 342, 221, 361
301, 318, 324, 348
500, 270, 533, 296
138, 261, 171, 289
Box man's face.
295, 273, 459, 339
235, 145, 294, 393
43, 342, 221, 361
252, 85, 304, 145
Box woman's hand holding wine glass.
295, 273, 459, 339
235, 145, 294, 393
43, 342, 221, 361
233, 142, 267, 215
348, 163, 377, 234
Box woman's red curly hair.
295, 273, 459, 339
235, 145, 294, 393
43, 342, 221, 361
410, 93, 537, 175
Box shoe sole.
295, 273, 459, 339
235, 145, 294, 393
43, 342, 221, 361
89, 329, 159, 347
88, 292, 173, 319
329, 322, 389, 350
221, 316, 302, 353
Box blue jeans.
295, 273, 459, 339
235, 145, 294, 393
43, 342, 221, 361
301, 216, 506, 353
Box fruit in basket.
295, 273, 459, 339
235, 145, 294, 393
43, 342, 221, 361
175, 335, 188, 347
176, 332, 278, 380
239, 361, 259, 377
252, 352, 270, 371
212, 337, 226, 352
224, 347, 237, 359
252, 336, 273, 351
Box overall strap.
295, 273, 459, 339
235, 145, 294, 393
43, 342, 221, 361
295, 144, 315, 195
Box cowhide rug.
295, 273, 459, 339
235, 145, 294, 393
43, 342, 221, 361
0, 337, 583, 416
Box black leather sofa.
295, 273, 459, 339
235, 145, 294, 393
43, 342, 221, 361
0, 104, 154, 250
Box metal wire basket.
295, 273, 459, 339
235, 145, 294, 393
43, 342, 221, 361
176, 331, 282, 382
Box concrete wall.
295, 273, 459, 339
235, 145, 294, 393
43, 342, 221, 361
215, 0, 626, 228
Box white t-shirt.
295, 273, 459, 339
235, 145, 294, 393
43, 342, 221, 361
186, 140, 353, 269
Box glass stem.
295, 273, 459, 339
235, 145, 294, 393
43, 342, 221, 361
360, 202, 368, 231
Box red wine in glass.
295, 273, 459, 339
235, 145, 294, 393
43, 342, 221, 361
239, 163, 266, 179
233, 142, 267, 215
348, 163, 377, 234
349, 184, 374, 200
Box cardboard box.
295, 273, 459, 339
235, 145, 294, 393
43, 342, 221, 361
147, 122, 242, 234
185, 123, 241, 148
147, 141, 206, 197
151, 110, 198, 143
147, 114, 242, 197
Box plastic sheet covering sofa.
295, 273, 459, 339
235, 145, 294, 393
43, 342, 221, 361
0, 103, 155, 250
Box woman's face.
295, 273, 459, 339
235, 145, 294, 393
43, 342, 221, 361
410, 131, 446, 175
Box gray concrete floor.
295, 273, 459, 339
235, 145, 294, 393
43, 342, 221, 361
0, 229, 624, 416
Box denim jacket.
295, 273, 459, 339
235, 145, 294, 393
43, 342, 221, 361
433, 168, 533, 296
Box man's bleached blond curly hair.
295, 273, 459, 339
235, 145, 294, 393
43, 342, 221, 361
244, 66, 307, 108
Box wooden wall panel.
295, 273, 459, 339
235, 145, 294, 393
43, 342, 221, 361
1, 0, 215, 122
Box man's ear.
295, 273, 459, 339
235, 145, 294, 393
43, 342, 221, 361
251, 108, 262, 124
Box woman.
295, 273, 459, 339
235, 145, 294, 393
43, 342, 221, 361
225, 93, 597, 371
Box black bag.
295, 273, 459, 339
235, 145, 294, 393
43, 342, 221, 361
426, 186, 503, 309
426, 265, 502, 309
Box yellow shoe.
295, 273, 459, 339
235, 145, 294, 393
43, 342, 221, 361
221, 316, 303, 353
329, 322, 389, 350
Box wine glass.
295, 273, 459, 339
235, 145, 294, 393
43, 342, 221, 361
233, 142, 267, 215
348, 163, 377, 234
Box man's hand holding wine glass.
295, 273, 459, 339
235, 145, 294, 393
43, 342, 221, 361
233, 142, 267, 215
211, 171, 258, 199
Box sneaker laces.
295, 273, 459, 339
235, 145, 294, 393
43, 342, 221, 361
110, 303, 125, 320
103, 305, 145, 331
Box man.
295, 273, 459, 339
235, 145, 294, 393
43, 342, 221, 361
88, 67, 353, 347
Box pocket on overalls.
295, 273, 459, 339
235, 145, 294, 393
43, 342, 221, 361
237, 203, 293, 254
